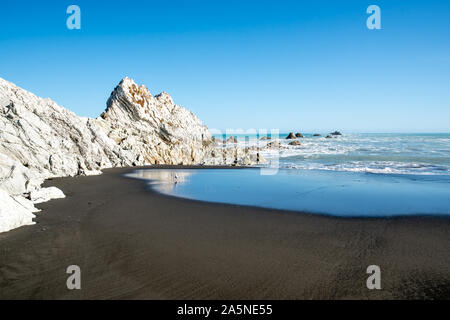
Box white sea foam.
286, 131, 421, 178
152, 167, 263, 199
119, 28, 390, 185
277, 161, 450, 175
223, 133, 450, 176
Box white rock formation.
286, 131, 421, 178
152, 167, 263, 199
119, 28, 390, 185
97, 77, 214, 165
29, 187, 66, 204
0, 77, 261, 233
0, 190, 36, 232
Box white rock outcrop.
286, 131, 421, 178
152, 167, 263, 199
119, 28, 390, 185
0, 189, 36, 232
29, 187, 66, 204
0, 77, 261, 233
97, 77, 214, 166
96, 77, 261, 166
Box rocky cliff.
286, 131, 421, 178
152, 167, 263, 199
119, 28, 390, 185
0, 77, 260, 233
97, 77, 214, 166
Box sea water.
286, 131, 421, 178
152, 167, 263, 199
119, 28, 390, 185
223, 133, 450, 176
127, 133, 450, 217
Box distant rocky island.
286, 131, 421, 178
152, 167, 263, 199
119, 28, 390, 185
0, 77, 259, 233
285, 131, 342, 140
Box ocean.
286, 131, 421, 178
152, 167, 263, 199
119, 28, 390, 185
128, 133, 450, 217
221, 133, 450, 176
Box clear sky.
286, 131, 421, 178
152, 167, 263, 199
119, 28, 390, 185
0, 0, 449, 133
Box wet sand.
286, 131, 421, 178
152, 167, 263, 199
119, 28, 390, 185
0, 166, 449, 299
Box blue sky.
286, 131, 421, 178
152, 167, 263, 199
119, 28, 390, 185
0, 0, 449, 132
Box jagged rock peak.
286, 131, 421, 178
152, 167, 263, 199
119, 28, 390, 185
113, 77, 151, 107
96, 77, 214, 166
155, 91, 174, 106
102, 77, 175, 121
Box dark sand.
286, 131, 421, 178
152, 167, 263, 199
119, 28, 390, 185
0, 166, 449, 300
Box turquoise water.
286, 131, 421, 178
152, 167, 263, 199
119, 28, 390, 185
127, 168, 450, 217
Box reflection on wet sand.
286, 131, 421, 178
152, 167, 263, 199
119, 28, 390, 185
125, 169, 192, 193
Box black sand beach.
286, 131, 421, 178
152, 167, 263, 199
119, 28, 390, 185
0, 166, 449, 300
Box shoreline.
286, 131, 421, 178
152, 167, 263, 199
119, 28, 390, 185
128, 166, 450, 219
1, 166, 450, 299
